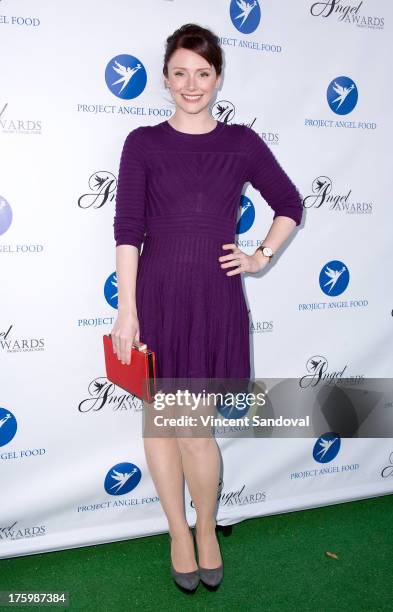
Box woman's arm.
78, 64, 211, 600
111, 127, 147, 364
116, 244, 139, 316
220, 128, 303, 275
111, 244, 140, 365
244, 126, 303, 228
253, 215, 297, 267
246, 126, 303, 268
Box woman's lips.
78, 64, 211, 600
181, 94, 203, 103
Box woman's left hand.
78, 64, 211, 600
218, 243, 270, 276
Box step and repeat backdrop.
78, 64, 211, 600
1, 0, 392, 559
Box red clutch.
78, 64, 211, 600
103, 334, 157, 403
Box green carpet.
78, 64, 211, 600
0, 494, 392, 610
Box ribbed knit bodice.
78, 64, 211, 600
113, 120, 303, 250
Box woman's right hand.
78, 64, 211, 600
110, 310, 140, 365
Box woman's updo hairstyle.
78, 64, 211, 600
163, 23, 223, 78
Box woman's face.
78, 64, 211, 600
165, 47, 221, 116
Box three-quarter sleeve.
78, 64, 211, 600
113, 127, 147, 249
244, 126, 303, 226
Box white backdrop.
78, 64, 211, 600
1, 0, 392, 559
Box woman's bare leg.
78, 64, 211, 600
175, 393, 223, 569
176, 436, 222, 568
143, 394, 198, 573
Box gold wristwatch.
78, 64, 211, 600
256, 244, 274, 263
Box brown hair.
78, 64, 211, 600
162, 23, 223, 78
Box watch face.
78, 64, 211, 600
262, 247, 273, 257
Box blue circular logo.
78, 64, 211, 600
216, 391, 252, 419
104, 271, 118, 309
0, 407, 17, 447
236, 195, 255, 234
104, 462, 142, 495
327, 76, 358, 115
230, 0, 261, 34
319, 260, 349, 296
313, 432, 341, 463
0, 196, 13, 236
105, 54, 147, 100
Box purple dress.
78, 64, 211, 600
113, 120, 303, 390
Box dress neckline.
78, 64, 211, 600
162, 119, 225, 139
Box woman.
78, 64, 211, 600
111, 23, 303, 592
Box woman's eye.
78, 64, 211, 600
173, 72, 210, 77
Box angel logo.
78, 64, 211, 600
304, 176, 352, 211
0, 196, 12, 236
78, 172, 117, 209
212, 100, 235, 124
0, 407, 17, 447
105, 54, 147, 100
230, 0, 261, 34
319, 260, 350, 296
327, 76, 358, 115
312, 432, 341, 463
104, 462, 142, 495
104, 271, 118, 309
304, 355, 329, 381
304, 176, 334, 208
236, 195, 255, 234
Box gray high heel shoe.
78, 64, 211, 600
169, 534, 200, 592
198, 563, 223, 588
195, 527, 224, 588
